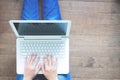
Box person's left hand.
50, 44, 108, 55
24, 54, 41, 80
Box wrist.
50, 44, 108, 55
49, 77, 58, 80
23, 76, 33, 80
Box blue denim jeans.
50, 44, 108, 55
21, 0, 62, 20
17, 0, 71, 80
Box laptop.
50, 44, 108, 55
9, 20, 71, 74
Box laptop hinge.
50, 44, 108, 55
62, 36, 69, 38
23, 36, 62, 40
17, 37, 24, 38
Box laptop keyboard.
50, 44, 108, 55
20, 40, 65, 58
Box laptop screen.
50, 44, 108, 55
13, 22, 68, 35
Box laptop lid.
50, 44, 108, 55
9, 20, 71, 38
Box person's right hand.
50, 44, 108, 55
42, 54, 58, 80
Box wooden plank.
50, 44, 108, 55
69, 0, 115, 1
60, 2, 113, 13
70, 67, 120, 78
0, 55, 16, 76
72, 79, 120, 80
70, 56, 120, 68
70, 24, 120, 36
70, 47, 120, 57
62, 13, 120, 24
0, 33, 15, 43
0, 77, 15, 80
70, 35, 120, 47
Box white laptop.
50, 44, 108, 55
9, 20, 71, 74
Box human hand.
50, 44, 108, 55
42, 54, 58, 80
24, 54, 41, 80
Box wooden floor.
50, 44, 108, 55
0, 0, 120, 80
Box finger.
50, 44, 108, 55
35, 64, 41, 74
48, 54, 52, 66
46, 53, 49, 57
30, 54, 36, 64
27, 54, 33, 64
51, 55, 54, 66
43, 56, 48, 70
53, 57, 58, 67
54, 57, 58, 70
24, 56, 28, 66
27, 55, 30, 64
33, 56, 40, 67
41, 63, 45, 74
